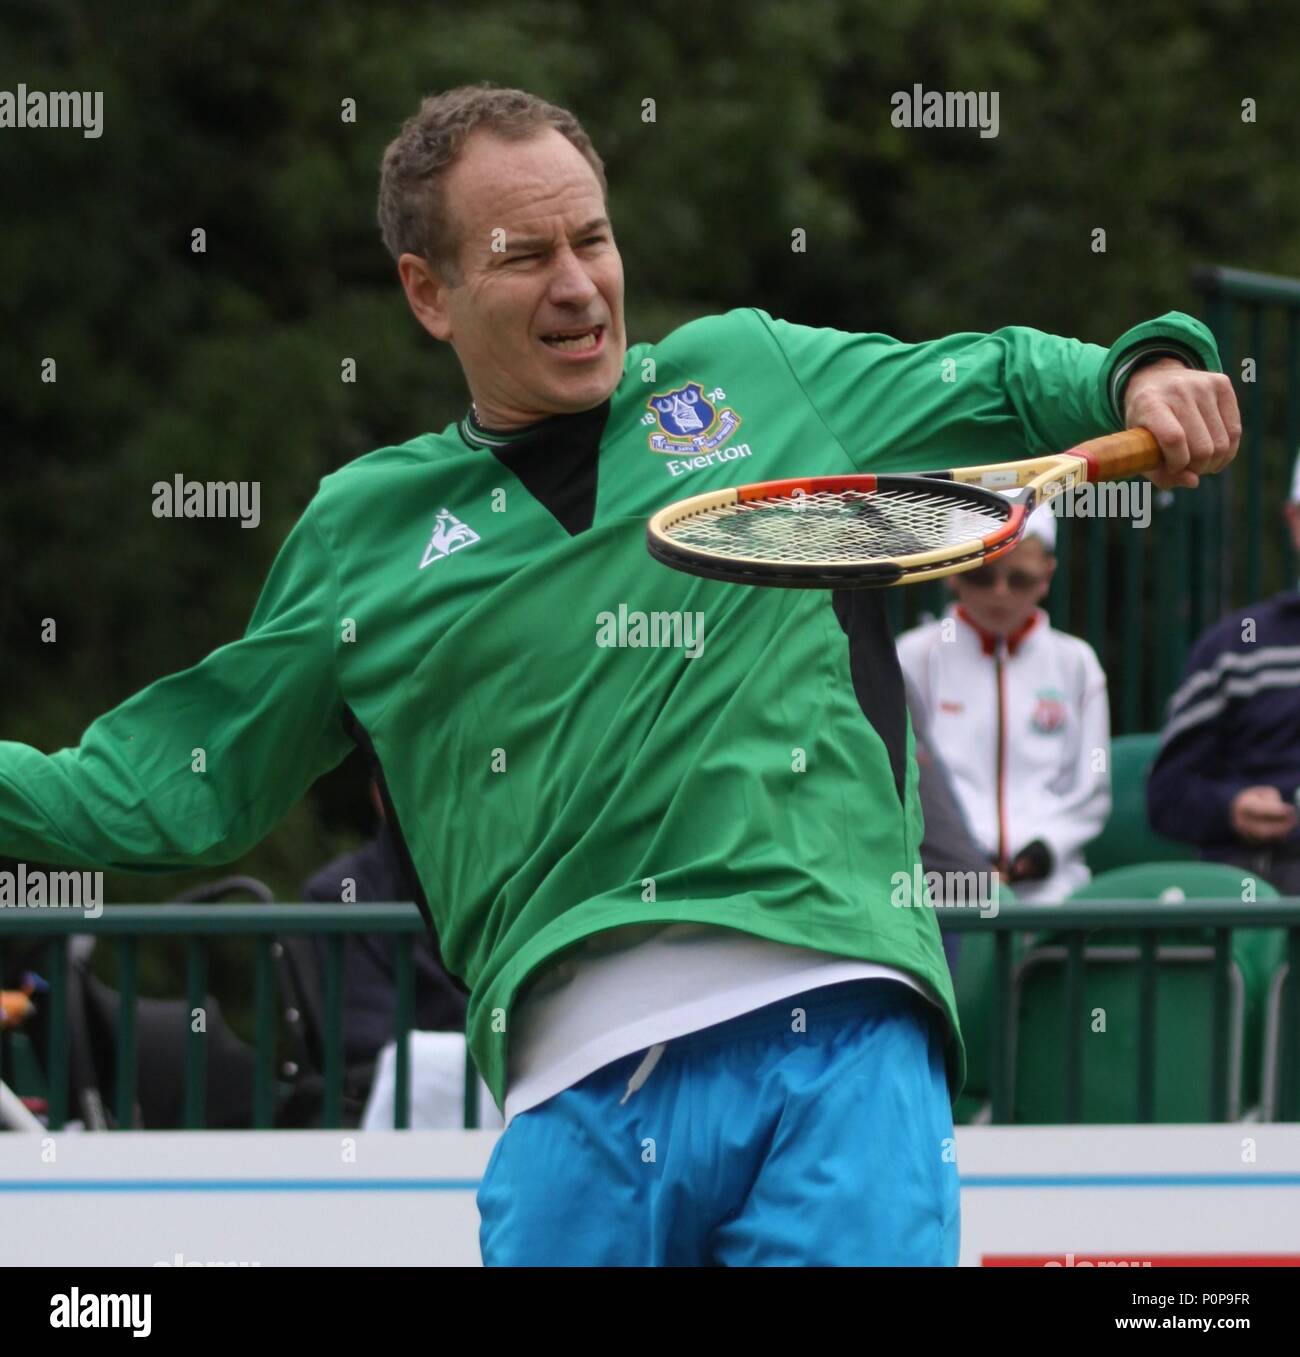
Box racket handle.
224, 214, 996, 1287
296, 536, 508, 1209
1070, 427, 1162, 482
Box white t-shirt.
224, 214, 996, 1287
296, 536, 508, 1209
503, 922, 943, 1125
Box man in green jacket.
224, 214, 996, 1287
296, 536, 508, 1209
0, 85, 1239, 1265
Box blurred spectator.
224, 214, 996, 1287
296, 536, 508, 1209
302, 780, 466, 1065
1147, 454, 1300, 892
897, 509, 1111, 903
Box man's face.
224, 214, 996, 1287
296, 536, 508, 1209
410, 128, 626, 428
950, 536, 1055, 637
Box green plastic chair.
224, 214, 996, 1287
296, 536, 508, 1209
1085, 733, 1195, 875
1012, 862, 1282, 1123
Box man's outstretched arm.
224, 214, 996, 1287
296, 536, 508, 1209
756, 308, 1239, 481
0, 504, 354, 872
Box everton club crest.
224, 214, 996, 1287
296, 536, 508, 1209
645, 382, 742, 454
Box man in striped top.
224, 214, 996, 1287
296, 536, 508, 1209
1149, 453, 1300, 891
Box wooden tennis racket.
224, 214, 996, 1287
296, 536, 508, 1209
646, 428, 1162, 589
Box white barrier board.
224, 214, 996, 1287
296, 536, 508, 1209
1, 1127, 1298, 1266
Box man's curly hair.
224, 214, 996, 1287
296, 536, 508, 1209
377, 84, 607, 281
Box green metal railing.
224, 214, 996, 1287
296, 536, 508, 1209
888, 264, 1300, 735
0, 904, 466, 1132
1182, 267, 1300, 682
944, 898, 1300, 1123
5, 899, 1297, 1128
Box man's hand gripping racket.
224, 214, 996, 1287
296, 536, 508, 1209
648, 428, 1178, 590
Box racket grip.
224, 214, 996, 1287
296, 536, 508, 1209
1071, 427, 1162, 482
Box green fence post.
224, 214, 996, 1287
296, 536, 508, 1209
1169, 490, 1193, 688
1246, 306, 1267, 605
1137, 932, 1157, 1123
1121, 519, 1145, 733
1210, 928, 1230, 1121
253, 938, 275, 1129
323, 933, 344, 1129
1064, 935, 1085, 1123
394, 934, 413, 1131
1207, 293, 1234, 622
184, 937, 207, 1130
462, 1039, 480, 1131
1195, 265, 1300, 621
46, 939, 68, 1132
1285, 312, 1300, 589
1086, 525, 1109, 673
1152, 488, 1190, 718
1285, 927, 1300, 1122
115, 937, 137, 1130
991, 931, 1013, 1124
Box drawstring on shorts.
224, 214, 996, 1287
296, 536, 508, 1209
619, 1042, 667, 1104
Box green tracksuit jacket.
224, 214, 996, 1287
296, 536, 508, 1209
0, 306, 1221, 1108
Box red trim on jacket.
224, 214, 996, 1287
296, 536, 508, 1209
954, 606, 1044, 871
956, 606, 1043, 657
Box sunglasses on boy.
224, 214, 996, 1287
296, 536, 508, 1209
960, 565, 1047, 592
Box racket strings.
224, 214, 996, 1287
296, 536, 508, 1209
661, 487, 1007, 565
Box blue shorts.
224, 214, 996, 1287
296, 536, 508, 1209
477, 978, 960, 1266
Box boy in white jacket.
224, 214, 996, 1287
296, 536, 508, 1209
896, 510, 1111, 904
